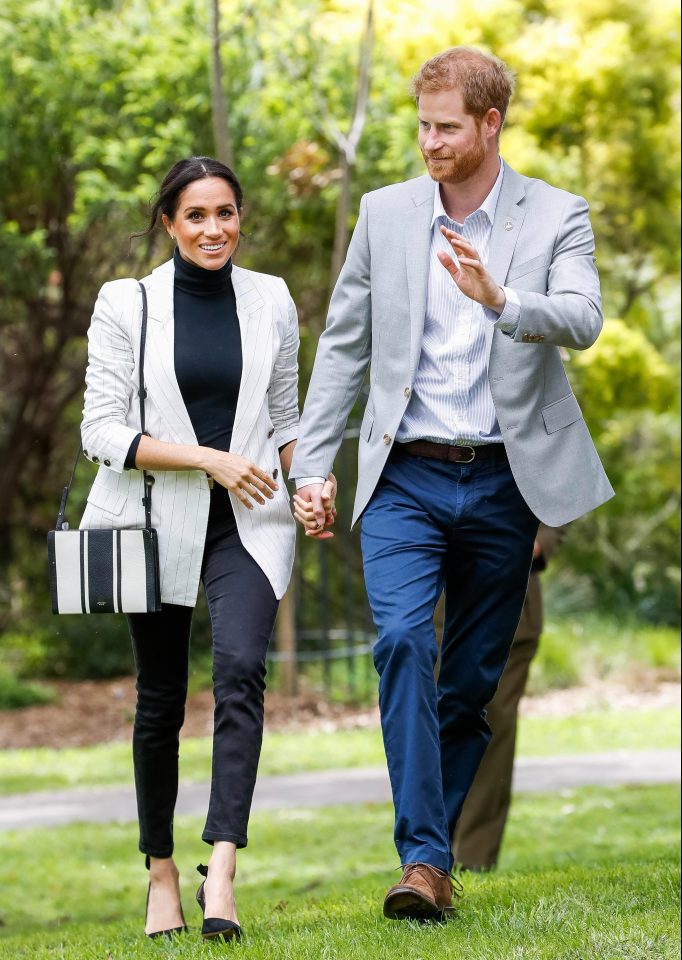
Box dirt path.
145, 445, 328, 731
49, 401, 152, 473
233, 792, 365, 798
0, 675, 678, 750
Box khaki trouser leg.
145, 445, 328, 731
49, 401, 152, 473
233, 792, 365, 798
451, 629, 539, 869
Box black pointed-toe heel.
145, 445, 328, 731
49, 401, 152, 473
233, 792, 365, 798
196, 864, 242, 943
144, 855, 188, 940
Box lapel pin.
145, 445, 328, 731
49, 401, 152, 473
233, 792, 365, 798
504, 219, 513, 231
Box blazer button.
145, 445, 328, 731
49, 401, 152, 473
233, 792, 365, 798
383, 434, 392, 445
267, 428, 275, 438
92, 456, 99, 463
404, 387, 411, 399
104, 459, 111, 467
273, 468, 279, 479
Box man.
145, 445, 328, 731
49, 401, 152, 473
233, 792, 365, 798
291, 46, 613, 920
451, 523, 567, 871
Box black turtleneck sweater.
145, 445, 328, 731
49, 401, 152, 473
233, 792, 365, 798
172, 248, 242, 451
125, 249, 242, 519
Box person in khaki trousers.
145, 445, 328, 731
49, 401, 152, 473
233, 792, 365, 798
447, 522, 567, 870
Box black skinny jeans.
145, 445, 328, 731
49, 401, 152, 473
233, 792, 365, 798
127, 508, 278, 858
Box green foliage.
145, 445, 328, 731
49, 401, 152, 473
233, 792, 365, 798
0, 670, 56, 710
571, 318, 677, 422
0, 0, 679, 677
533, 614, 681, 690
527, 629, 582, 691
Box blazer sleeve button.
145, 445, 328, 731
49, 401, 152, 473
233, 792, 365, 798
383, 434, 392, 445
92, 456, 99, 463
104, 459, 111, 467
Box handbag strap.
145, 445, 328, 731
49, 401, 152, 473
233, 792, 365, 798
56, 281, 152, 531
137, 282, 153, 532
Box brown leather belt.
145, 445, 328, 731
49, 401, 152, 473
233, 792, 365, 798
395, 440, 507, 464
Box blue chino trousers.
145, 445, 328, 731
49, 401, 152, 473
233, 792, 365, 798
361, 447, 538, 872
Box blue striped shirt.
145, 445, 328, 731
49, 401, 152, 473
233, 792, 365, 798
396, 161, 520, 445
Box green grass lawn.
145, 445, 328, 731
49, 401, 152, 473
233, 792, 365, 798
0, 783, 679, 959
0, 705, 678, 796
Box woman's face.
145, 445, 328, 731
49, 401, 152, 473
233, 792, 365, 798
162, 176, 240, 270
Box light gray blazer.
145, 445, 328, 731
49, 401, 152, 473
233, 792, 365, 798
80, 258, 299, 604
291, 164, 614, 527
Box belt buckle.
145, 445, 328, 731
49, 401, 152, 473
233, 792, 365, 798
458, 445, 475, 464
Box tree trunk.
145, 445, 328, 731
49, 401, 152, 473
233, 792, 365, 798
209, 0, 233, 168
329, 155, 353, 296
326, 0, 374, 302
274, 588, 297, 696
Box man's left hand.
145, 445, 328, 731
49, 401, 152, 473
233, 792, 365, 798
438, 226, 506, 313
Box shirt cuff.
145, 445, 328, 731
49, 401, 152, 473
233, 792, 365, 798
483, 286, 520, 336
123, 433, 142, 470
295, 476, 326, 489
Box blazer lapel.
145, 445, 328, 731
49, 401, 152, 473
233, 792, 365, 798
406, 177, 436, 377
230, 266, 274, 455
142, 260, 198, 445
485, 165, 527, 354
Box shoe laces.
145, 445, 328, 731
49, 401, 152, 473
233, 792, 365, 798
399, 862, 464, 898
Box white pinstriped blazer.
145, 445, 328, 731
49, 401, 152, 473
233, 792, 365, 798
80, 258, 299, 605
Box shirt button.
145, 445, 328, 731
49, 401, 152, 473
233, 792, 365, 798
273, 468, 279, 479
267, 428, 275, 438
104, 459, 111, 467
404, 387, 411, 399
383, 434, 392, 445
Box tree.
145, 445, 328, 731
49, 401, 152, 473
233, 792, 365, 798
0, 0, 679, 681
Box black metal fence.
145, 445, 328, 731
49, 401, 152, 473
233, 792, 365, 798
267, 422, 378, 700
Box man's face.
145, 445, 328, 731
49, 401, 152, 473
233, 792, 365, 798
417, 87, 488, 184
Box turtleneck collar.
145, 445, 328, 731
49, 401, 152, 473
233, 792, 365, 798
173, 247, 233, 296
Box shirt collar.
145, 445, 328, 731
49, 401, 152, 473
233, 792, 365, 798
431, 158, 505, 228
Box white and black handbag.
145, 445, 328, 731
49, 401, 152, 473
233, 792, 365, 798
47, 282, 162, 614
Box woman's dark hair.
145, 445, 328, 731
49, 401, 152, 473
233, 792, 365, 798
133, 156, 243, 240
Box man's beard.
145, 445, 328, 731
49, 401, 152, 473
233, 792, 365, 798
422, 128, 486, 184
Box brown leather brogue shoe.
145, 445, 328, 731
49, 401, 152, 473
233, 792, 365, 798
383, 862, 458, 920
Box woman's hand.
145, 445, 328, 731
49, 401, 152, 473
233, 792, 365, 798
293, 473, 337, 538
201, 449, 278, 510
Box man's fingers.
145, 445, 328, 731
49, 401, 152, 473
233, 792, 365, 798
309, 491, 326, 522
437, 250, 460, 277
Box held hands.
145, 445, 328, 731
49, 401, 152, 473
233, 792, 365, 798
437, 226, 506, 313
201, 449, 278, 510
292, 473, 338, 539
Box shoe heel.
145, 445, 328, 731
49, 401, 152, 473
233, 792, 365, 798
196, 864, 242, 942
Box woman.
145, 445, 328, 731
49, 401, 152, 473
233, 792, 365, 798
80, 156, 335, 942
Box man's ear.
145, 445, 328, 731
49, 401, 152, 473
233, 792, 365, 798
483, 108, 502, 140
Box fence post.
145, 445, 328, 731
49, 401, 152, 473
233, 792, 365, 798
274, 587, 297, 696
